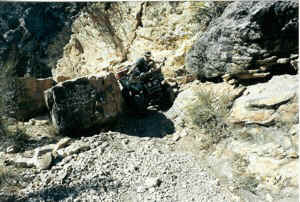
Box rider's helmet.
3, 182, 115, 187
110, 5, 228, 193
144, 51, 151, 58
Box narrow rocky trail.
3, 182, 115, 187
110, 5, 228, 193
12, 110, 239, 202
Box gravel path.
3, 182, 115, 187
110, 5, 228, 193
6, 111, 239, 202
18, 132, 237, 202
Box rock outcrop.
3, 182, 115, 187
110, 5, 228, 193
185, 1, 298, 81
1, 77, 56, 120
166, 80, 246, 130
229, 74, 298, 125
167, 73, 298, 201
54, 2, 213, 80
0, 3, 86, 78
44, 72, 123, 135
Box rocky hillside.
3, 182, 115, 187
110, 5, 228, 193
0, 1, 298, 202
53, 2, 226, 81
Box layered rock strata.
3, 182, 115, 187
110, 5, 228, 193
185, 1, 298, 81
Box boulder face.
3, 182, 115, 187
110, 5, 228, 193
44, 72, 123, 135
185, 1, 298, 80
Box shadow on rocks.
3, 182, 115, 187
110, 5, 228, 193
18, 185, 79, 202
111, 109, 175, 138
12, 175, 120, 202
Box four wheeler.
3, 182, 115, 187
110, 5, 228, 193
115, 60, 175, 113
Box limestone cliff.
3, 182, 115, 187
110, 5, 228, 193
54, 2, 220, 80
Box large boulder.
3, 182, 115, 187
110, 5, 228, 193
185, 1, 298, 80
44, 72, 123, 135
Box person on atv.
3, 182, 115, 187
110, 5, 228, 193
128, 51, 156, 78
122, 51, 173, 112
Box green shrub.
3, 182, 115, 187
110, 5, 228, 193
186, 89, 232, 146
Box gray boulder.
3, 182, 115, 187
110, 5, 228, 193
185, 1, 298, 80
44, 72, 123, 135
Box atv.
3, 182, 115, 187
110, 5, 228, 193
115, 60, 175, 113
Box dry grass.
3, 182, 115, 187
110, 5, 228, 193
186, 89, 232, 146
0, 166, 18, 188
0, 165, 22, 201
0, 122, 29, 153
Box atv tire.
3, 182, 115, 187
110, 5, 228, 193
133, 94, 148, 113
158, 83, 175, 111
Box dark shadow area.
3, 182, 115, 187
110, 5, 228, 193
238, 63, 298, 87
51, 108, 175, 139
0, 128, 61, 153
111, 109, 175, 138
8, 174, 121, 202
14, 185, 80, 202
0, 194, 19, 202
0, 114, 62, 153
237, 75, 273, 86
63, 124, 108, 139
198, 76, 224, 83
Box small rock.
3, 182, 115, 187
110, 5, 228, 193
172, 133, 181, 142
92, 141, 101, 148
277, 58, 290, 64
137, 186, 146, 193
35, 120, 49, 126
287, 151, 298, 159
144, 177, 162, 188
289, 124, 298, 136
290, 54, 298, 59
101, 142, 109, 149
13, 156, 35, 168
56, 137, 72, 149
290, 59, 298, 71
256, 56, 278, 66
35, 153, 53, 170
64, 142, 90, 156
28, 119, 36, 125
180, 129, 188, 137
266, 193, 273, 202
123, 139, 129, 145
6, 145, 18, 154
148, 187, 156, 193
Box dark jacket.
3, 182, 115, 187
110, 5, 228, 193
133, 57, 154, 74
